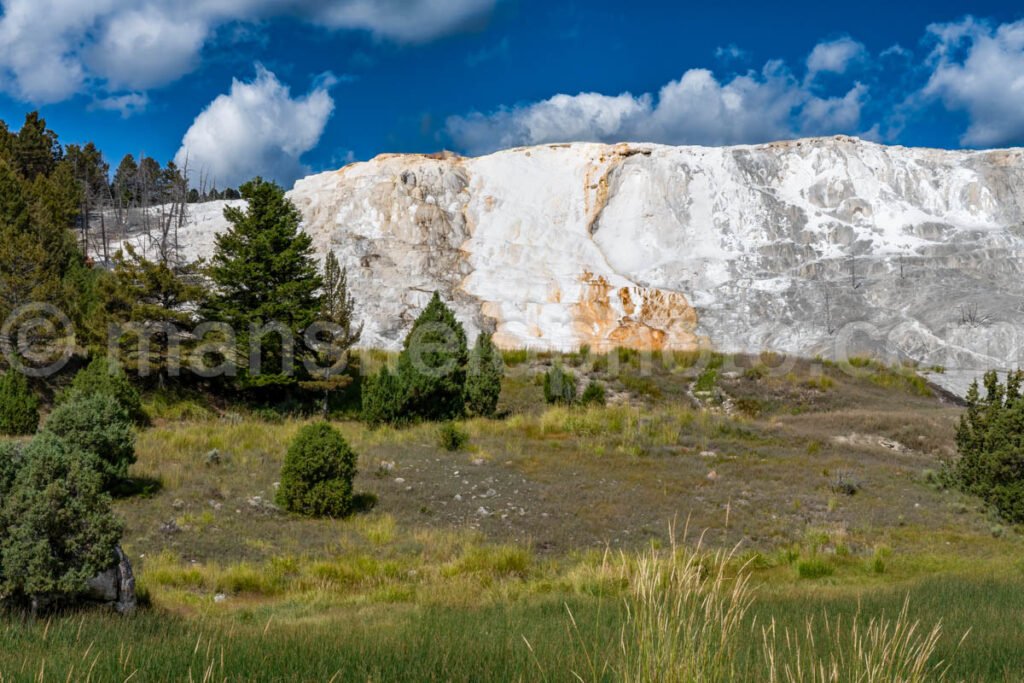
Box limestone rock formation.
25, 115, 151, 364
111, 136, 1024, 395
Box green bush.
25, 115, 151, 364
276, 423, 358, 518
954, 370, 1024, 522
438, 422, 469, 451
43, 393, 136, 486
361, 366, 407, 427
543, 365, 576, 405
63, 357, 144, 424
0, 432, 123, 608
464, 333, 503, 418
580, 380, 606, 406
397, 292, 468, 421
0, 371, 39, 436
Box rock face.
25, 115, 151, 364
115, 136, 1024, 394
84, 546, 136, 614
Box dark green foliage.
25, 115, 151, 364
464, 333, 503, 418
95, 245, 204, 384
63, 356, 144, 424
12, 112, 62, 181
397, 293, 468, 421
0, 371, 39, 436
204, 178, 323, 389
580, 380, 607, 407
360, 366, 407, 427
0, 432, 123, 607
953, 370, 1024, 522
543, 364, 577, 405
301, 253, 361, 413
43, 393, 136, 487
0, 441, 23, 498
437, 422, 469, 452
276, 423, 357, 518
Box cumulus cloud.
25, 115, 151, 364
920, 17, 1024, 147
0, 0, 498, 103
806, 37, 867, 79
446, 57, 869, 155
174, 65, 334, 187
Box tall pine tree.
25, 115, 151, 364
204, 178, 322, 390
397, 292, 468, 420
300, 252, 362, 414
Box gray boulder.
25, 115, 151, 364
84, 546, 136, 614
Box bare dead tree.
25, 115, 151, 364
959, 303, 991, 327
822, 283, 836, 335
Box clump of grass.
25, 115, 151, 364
743, 364, 769, 381
501, 348, 531, 367
437, 422, 469, 451
560, 534, 754, 683
734, 397, 767, 418
760, 598, 952, 683
797, 557, 835, 580
805, 375, 834, 391
620, 374, 662, 399
694, 368, 718, 393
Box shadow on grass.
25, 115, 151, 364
110, 476, 163, 499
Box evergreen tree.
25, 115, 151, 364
464, 332, 503, 417
60, 356, 144, 424
0, 432, 123, 611
361, 365, 406, 427
96, 245, 204, 385
204, 178, 323, 389
396, 292, 468, 421
276, 423, 358, 518
0, 160, 56, 322
543, 364, 577, 405
0, 120, 13, 162
300, 252, 362, 413
112, 154, 139, 206
12, 112, 61, 180
954, 370, 1024, 522
43, 393, 136, 487
0, 370, 39, 436
28, 159, 82, 275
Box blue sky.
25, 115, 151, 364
0, 1, 1021, 187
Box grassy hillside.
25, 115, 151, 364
3, 351, 1023, 681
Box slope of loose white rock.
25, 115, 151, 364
107, 136, 1024, 395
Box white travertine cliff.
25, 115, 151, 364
113, 136, 1024, 394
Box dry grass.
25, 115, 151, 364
761, 598, 956, 683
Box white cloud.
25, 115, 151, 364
806, 37, 867, 79
446, 58, 870, 155
447, 92, 651, 154
0, 0, 498, 103
89, 92, 150, 117
174, 65, 334, 187
921, 18, 1024, 147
